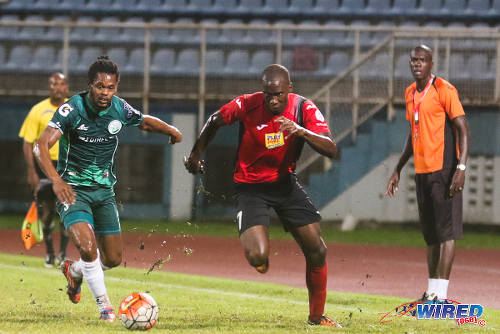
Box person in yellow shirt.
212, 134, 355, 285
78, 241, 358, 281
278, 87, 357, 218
19, 72, 70, 267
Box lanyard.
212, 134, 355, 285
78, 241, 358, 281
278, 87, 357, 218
412, 74, 435, 139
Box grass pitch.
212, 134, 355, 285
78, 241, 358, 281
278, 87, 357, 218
1, 253, 499, 333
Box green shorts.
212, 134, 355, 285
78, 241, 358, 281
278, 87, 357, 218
56, 186, 121, 235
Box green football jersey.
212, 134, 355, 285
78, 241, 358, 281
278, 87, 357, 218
48, 92, 143, 188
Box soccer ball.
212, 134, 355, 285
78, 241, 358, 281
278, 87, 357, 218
118, 292, 159, 330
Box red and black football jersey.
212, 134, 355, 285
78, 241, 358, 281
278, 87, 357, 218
219, 92, 331, 183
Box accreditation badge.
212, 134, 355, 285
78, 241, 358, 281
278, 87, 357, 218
265, 132, 284, 149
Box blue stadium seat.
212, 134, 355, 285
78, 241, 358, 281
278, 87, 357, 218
395, 54, 412, 79
289, 0, 314, 14
220, 19, 246, 44
262, 0, 290, 13
95, 17, 121, 42
0, 15, 20, 40
466, 53, 493, 79
106, 48, 128, 69
312, 0, 340, 14
245, 19, 275, 45
295, 20, 327, 46
212, 0, 239, 14
339, 0, 366, 13
174, 49, 199, 75
321, 20, 348, 46
86, 0, 114, 9
18, 15, 46, 40
2, 0, 35, 10
121, 17, 146, 43
111, 0, 137, 10
150, 18, 170, 44
249, 50, 274, 74
30, 46, 57, 72
274, 19, 295, 45
45, 16, 70, 41
371, 21, 394, 45
70, 16, 98, 42
124, 48, 145, 74
199, 18, 220, 43
187, 0, 213, 13
320, 51, 350, 76
365, 0, 391, 13
151, 48, 176, 75
417, 0, 442, 12
237, 0, 265, 14
449, 54, 466, 79
33, 0, 60, 10
281, 50, 293, 69
59, 0, 86, 10
205, 49, 225, 75
137, 0, 163, 11
466, 0, 490, 14
0, 45, 6, 71
66, 47, 80, 71
360, 54, 388, 78
224, 50, 249, 75
441, 0, 467, 15
161, 0, 187, 13
6, 46, 32, 71
391, 0, 417, 14
170, 18, 200, 44
492, 0, 500, 14
347, 20, 371, 47
77, 47, 102, 72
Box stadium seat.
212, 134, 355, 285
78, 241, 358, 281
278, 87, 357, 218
30, 46, 57, 72
262, 0, 290, 13
33, 0, 60, 10
371, 21, 394, 45
151, 48, 176, 74
320, 51, 350, 76
365, 0, 391, 13
417, 0, 441, 12
0, 15, 20, 40
491, 0, 500, 14
137, 0, 164, 11
274, 19, 295, 45
204, 49, 225, 75
224, 50, 249, 75
87, 0, 114, 9
121, 17, 146, 43
0, 45, 6, 71
95, 17, 121, 42
111, 0, 137, 11
59, 0, 86, 10
237, 0, 265, 14
289, 0, 314, 14
212, 0, 239, 15
245, 19, 275, 45
312, 0, 340, 14
77, 47, 102, 72
45, 15, 70, 40
161, 0, 187, 12
106, 48, 128, 69
347, 20, 372, 47
466, 53, 493, 79
466, 0, 490, 14
339, 0, 366, 13
170, 18, 200, 44
395, 54, 412, 78
449, 54, 466, 79
174, 48, 199, 75
360, 54, 389, 78
321, 20, 348, 46
280, 50, 293, 69
441, 0, 467, 15
66, 47, 80, 71
219, 19, 246, 44
391, 0, 417, 14
295, 20, 327, 46
18, 15, 46, 40
199, 18, 220, 44
5, 46, 32, 71
2, 0, 35, 10
124, 48, 145, 74
150, 17, 170, 44
70, 16, 98, 42
187, 0, 213, 14
249, 50, 274, 74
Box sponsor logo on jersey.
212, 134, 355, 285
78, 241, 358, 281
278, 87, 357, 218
256, 124, 268, 130
108, 120, 122, 134
265, 132, 284, 149
78, 136, 111, 143
235, 98, 242, 109
123, 100, 141, 119
58, 103, 73, 117
315, 109, 325, 122
77, 123, 89, 131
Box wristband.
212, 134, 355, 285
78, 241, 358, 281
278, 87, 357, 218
456, 164, 466, 171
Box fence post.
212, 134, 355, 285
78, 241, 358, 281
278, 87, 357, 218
142, 27, 151, 115
198, 27, 207, 132
352, 30, 360, 143
388, 36, 395, 121
62, 24, 70, 78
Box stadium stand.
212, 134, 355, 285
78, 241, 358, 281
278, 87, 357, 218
150, 48, 175, 75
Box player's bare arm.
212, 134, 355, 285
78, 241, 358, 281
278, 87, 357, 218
274, 116, 339, 159
138, 115, 183, 144
386, 131, 414, 196
22, 140, 40, 193
449, 116, 470, 197
184, 111, 226, 174
34, 126, 76, 205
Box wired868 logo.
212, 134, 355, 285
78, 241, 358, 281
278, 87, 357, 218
379, 299, 486, 327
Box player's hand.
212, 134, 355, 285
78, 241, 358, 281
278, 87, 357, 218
274, 116, 305, 139
27, 170, 40, 195
449, 169, 465, 197
52, 178, 76, 205
184, 155, 205, 174
168, 126, 183, 144
386, 171, 400, 197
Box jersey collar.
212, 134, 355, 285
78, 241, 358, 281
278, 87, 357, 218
85, 93, 112, 116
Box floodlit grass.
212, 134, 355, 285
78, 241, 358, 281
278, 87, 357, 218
1, 253, 498, 333
2, 214, 500, 249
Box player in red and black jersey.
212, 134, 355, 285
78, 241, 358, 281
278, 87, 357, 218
185, 64, 341, 327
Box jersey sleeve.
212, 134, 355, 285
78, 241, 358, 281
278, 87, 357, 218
18, 108, 37, 142
219, 95, 247, 124
301, 100, 330, 134
48, 102, 77, 134
405, 86, 413, 121
119, 98, 144, 126
439, 83, 465, 119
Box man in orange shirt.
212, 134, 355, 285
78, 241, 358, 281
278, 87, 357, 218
386, 45, 470, 302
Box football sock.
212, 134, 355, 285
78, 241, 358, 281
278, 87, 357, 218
427, 278, 439, 299
69, 259, 84, 279
306, 263, 328, 322
97, 249, 111, 271
435, 279, 449, 300
81, 257, 109, 310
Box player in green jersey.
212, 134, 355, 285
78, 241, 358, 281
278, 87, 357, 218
34, 56, 182, 322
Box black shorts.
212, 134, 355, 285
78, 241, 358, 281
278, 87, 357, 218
415, 168, 463, 245
34, 160, 57, 202
234, 174, 321, 235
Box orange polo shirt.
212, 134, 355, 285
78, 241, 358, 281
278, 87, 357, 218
405, 77, 465, 174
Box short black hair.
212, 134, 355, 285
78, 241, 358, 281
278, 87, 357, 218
88, 55, 120, 84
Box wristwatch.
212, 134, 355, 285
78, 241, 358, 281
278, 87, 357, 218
457, 164, 466, 171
